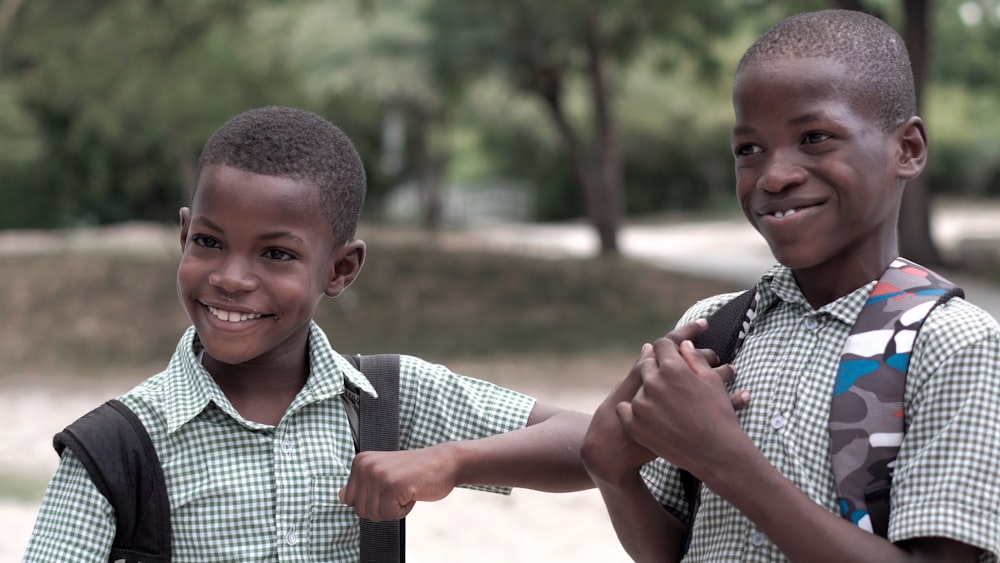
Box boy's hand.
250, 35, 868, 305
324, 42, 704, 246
339, 448, 459, 522
581, 343, 659, 487
582, 320, 749, 486
618, 333, 748, 477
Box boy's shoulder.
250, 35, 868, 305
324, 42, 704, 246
918, 294, 1000, 357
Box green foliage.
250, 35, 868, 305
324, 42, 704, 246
0, 0, 997, 230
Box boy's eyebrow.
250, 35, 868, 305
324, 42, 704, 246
191, 215, 306, 244
732, 112, 827, 136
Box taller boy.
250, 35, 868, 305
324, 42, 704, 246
583, 10, 1000, 562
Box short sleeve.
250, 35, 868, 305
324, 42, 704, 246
890, 298, 1000, 561
22, 448, 116, 563
395, 355, 536, 494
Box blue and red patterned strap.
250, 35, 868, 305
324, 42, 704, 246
830, 258, 963, 536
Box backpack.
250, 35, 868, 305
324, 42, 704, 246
686, 258, 962, 543
52, 353, 404, 563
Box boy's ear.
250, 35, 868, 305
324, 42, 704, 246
326, 240, 366, 298
178, 207, 191, 250
894, 116, 928, 181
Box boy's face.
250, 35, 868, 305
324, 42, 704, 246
731, 58, 916, 278
177, 165, 363, 367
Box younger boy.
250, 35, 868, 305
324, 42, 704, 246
582, 10, 1000, 562
24, 106, 594, 562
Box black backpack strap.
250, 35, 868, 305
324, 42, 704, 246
52, 399, 171, 563
678, 288, 757, 554
342, 353, 405, 563
690, 288, 757, 365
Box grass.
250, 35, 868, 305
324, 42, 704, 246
0, 225, 741, 377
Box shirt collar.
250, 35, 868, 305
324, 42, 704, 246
757, 264, 877, 327
162, 321, 378, 434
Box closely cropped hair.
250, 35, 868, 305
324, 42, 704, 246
195, 106, 367, 246
738, 10, 915, 131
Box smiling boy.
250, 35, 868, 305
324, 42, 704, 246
24, 106, 592, 562
582, 10, 1000, 562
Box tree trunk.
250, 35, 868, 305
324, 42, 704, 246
584, 13, 622, 255
532, 66, 615, 253
898, 0, 942, 266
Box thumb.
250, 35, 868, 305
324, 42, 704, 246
615, 400, 635, 428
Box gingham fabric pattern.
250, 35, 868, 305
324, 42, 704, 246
640, 264, 1000, 562
24, 322, 535, 562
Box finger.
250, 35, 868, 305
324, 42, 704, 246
711, 363, 736, 385
615, 400, 635, 429
664, 318, 708, 344
696, 346, 721, 368
729, 389, 751, 411
609, 348, 654, 403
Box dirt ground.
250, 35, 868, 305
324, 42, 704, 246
1, 354, 637, 562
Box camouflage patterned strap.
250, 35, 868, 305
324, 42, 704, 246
830, 258, 963, 536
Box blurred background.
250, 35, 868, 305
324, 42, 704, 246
1, 0, 998, 560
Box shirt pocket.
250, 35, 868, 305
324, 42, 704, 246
309, 473, 359, 558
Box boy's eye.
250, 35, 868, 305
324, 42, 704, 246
803, 132, 831, 144
734, 143, 762, 157
192, 235, 220, 249
264, 248, 295, 261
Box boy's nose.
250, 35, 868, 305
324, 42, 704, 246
756, 149, 806, 192
208, 256, 259, 293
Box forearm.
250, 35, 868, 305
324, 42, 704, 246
704, 441, 978, 562
592, 471, 685, 563
447, 406, 592, 492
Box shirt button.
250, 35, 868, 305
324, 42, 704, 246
281, 436, 294, 454
804, 316, 820, 330
750, 531, 766, 547
771, 413, 786, 430
286, 525, 298, 546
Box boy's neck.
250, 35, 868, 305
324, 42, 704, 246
202, 352, 310, 426
792, 252, 897, 310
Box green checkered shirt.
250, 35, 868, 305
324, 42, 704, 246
24, 322, 535, 562
641, 265, 1000, 562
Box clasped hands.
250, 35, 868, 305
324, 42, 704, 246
582, 319, 750, 486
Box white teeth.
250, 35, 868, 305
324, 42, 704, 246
773, 208, 799, 218
208, 305, 262, 323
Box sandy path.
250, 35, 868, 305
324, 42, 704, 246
0, 375, 632, 562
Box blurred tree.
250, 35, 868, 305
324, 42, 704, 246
268, 0, 448, 229
422, 0, 735, 254
0, 0, 304, 227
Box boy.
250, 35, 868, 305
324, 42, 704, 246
582, 10, 1000, 562
24, 106, 594, 561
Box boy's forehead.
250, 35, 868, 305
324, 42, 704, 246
733, 57, 875, 118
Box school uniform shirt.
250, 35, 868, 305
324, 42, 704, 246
641, 264, 1000, 562
24, 321, 536, 562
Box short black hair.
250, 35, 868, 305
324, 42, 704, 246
195, 106, 367, 246
737, 10, 915, 131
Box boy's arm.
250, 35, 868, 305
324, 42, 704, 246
581, 344, 686, 562
620, 335, 984, 562
23, 450, 115, 563
581, 320, 749, 562
339, 401, 592, 522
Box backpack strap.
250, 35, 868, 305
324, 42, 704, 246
341, 353, 405, 563
677, 288, 758, 554
830, 258, 962, 536
53, 399, 171, 563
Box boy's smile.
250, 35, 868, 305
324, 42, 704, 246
177, 164, 349, 372
731, 58, 924, 303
